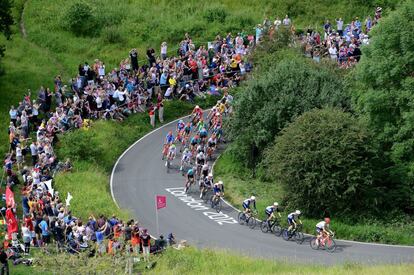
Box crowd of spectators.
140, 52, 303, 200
299, 7, 383, 68
1, 26, 254, 269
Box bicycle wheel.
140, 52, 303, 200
238, 212, 246, 225
310, 237, 319, 250
216, 198, 222, 213
260, 221, 269, 233
295, 231, 304, 244
247, 216, 256, 229
325, 239, 336, 253
282, 229, 290, 241
273, 225, 282, 237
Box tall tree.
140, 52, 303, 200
0, 0, 14, 68
353, 1, 414, 212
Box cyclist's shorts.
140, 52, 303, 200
265, 210, 272, 217
200, 132, 208, 138
315, 227, 322, 234
287, 218, 294, 225
242, 202, 249, 210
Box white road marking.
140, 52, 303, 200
166, 187, 238, 226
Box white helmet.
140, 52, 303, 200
295, 210, 301, 215
208, 173, 213, 178
202, 164, 208, 169
273, 202, 279, 207
218, 181, 223, 185
250, 196, 256, 200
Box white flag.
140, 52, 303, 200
43, 180, 54, 197
66, 192, 73, 206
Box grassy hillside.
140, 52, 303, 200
12, 246, 414, 274
0, 0, 397, 152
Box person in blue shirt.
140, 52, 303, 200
165, 131, 175, 145
39, 216, 51, 245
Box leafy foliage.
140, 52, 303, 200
63, 2, 98, 36
0, 0, 13, 40
352, 1, 414, 212
265, 108, 375, 217
227, 50, 350, 168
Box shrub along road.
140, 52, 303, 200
111, 115, 414, 265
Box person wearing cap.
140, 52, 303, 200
242, 196, 257, 216
265, 202, 281, 228
315, 217, 334, 246
287, 210, 302, 233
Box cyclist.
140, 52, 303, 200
206, 134, 217, 158
191, 105, 203, 125
200, 173, 213, 198
196, 144, 204, 154
196, 118, 206, 133
195, 151, 206, 177
265, 202, 281, 228
242, 196, 256, 215
190, 134, 200, 153
180, 148, 192, 171
212, 181, 224, 203
185, 167, 195, 192
287, 210, 302, 233
315, 217, 333, 246
184, 122, 192, 137
165, 144, 177, 166
176, 119, 185, 133
162, 130, 175, 159
201, 164, 209, 179
199, 127, 208, 143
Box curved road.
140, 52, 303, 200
111, 115, 414, 265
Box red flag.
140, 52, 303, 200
5, 208, 18, 239
156, 195, 166, 210
5, 186, 15, 208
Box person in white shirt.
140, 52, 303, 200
164, 86, 173, 99
274, 17, 282, 29
328, 44, 338, 60
161, 42, 167, 60
282, 15, 291, 26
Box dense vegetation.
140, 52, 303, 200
222, 0, 414, 243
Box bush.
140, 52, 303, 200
203, 7, 227, 23
227, 51, 350, 168
101, 25, 124, 44
63, 2, 98, 36
265, 108, 376, 217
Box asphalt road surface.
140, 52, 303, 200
111, 115, 414, 265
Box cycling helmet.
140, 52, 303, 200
324, 217, 331, 224
208, 173, 213, 178
250, 196, 256, 200
168, 130, 172, 135
183, 148, 189, 153
273, 202, 279, 207
215, 112, 221, 116
218, 181, 223, 185
178, 119, 183, 124
195, 105, 200, 109
170, 144, 176, 149
295, 210, 301, 215
214, 182, 219, 186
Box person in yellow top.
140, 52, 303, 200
82, 119, 91, 130
168, 76, 177, 87
217, 101, 226, 114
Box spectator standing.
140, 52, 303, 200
0, 245, 8, 275
157, 94, 164, 123
328, 44, 338, 61
30, 141, 38, 166
161, 42, 167, 60
149, 105, 156, 128
336, 18, 344, 36
282, 15, 291, 26
129, 49, 138, 71
8, 106, 17, 126
140, 229, 151, 262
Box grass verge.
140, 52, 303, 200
214, 150, 414, 245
